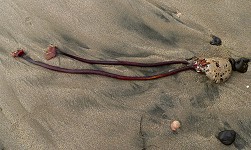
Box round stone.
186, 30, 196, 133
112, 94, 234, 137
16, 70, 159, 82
217, 130, 236, 145
170, 120, 181, 131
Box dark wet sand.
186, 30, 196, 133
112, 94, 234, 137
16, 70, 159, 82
0, 0, 250, 149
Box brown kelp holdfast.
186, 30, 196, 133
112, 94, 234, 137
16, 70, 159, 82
12, 45, 249, 83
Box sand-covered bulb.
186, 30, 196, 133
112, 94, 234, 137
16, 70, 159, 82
194, 57, 232, 83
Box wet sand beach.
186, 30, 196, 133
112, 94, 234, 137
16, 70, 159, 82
0, 0, 250, 149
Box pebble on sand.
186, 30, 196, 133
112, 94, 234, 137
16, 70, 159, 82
210, 35, 222, 46
217, 130, 236, 145
170, 120, 181, 131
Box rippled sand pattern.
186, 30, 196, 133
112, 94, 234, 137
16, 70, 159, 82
0, 0, 250, 149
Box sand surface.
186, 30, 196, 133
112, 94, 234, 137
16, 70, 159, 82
0, 0, 250, 149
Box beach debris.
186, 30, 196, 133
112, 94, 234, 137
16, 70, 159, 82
11, 49, 25, 57
44, 44, 57, 60
193, 57, 232, 83
210, 35, 222, 46
176, 12, 182, 18
11, 46, 194, 80
11, 45, 249, 82
229, 57, 250, 73
217, 130, 236, 145
247, 85, 249, 88
193, 57, 250, 83
170, 120, 181, 132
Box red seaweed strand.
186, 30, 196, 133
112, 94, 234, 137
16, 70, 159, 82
46, 45, 189, 67
12, 49, 195, 80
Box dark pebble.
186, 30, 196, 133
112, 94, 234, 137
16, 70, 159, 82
210, 35, 222, 46
217, 130, 236, 145
235, 58, 249, 73
229, 58, 236, 71
229, 58, 250, 73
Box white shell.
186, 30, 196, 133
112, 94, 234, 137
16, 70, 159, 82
204, 58, 232, 83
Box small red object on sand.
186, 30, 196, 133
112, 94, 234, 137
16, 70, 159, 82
44, 45, 57, 60
11, 49, 25, 57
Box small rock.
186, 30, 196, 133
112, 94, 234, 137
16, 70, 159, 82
217, 130, 236, 145
210, 35, 222, 46
170, 120, 181, 132
234, 58, 249, 73
176, 12, 182, 18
